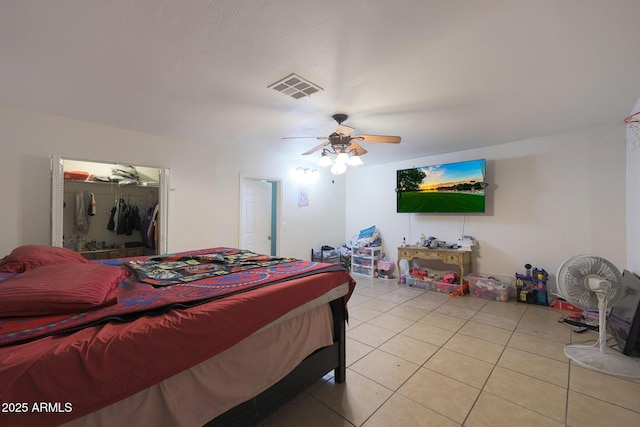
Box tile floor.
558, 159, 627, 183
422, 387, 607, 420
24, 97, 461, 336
261, 276, 640, 427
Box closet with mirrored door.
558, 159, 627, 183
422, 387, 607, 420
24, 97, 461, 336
51, 157, 169, 259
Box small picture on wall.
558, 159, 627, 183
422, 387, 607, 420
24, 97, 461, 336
298, 187, 309, 207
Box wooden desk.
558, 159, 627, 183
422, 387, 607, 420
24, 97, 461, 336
397, 247, 472, 292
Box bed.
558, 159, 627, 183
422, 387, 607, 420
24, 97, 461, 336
0, 246, 355, 427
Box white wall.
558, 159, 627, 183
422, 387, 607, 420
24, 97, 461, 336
0, 106, 346, 261
2, 104, 630, 280
203, 146, 346, 260
346, 124, 627, 293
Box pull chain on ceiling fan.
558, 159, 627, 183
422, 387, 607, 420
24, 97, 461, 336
282, 114, 401, 175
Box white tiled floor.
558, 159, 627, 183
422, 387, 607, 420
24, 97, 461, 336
261, 276, 640, 426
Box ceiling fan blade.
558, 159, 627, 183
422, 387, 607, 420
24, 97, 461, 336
336, 124, 355, 136
347, 141, 367, 156
302, 141, 330, 155
281, 136, 327, 140
352, 134, 401, 144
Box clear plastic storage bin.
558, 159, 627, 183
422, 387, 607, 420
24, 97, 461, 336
467, 274, 514, 301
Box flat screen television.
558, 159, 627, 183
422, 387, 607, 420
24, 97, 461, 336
609, 269, 640, 356
396, 159, 486, 213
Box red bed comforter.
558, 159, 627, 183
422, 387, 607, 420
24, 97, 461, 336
0, 249, 354, 427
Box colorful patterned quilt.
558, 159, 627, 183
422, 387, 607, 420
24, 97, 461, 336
0, 247, 344, 347
126, 250, 296, 286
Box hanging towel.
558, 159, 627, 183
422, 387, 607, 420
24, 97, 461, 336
73, 191, 90, 235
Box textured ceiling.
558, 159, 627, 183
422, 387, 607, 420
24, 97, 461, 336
1, 0, 640, 166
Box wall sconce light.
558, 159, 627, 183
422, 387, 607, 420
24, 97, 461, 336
293, 167, 319, 183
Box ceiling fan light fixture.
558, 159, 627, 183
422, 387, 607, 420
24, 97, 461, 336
348, 154, 363, 166
335, 152, 349, 164
286, 113, 399, 174
318, 152, 333, 167
330, 162, 347, 175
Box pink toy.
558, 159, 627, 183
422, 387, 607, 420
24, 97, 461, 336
443, 273, 457, 284
410, 268, 427, 280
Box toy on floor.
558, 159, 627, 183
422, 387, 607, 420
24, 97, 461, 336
409, 267, 458, 284
376, 254, 395, 279
515, 263, 549, 305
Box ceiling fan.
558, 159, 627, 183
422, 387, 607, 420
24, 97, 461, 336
283, 114, 401, 174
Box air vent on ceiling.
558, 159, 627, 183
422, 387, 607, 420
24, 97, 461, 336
268, 73, 323, 99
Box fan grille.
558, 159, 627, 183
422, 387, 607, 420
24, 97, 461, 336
557, 255, 623, 309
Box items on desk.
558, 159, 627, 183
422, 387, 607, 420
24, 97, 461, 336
457, 236, 476, 250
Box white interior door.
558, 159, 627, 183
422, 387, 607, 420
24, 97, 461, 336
240, 178, 273, 255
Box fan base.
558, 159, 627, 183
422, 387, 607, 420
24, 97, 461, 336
564, 345, 640, 379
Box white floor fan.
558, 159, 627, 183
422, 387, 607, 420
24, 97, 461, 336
557, 255, 640, 378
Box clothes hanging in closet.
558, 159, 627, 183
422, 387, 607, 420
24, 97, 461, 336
125, 205, 141, 236
107, 206, 116, 231
88, 193, 97, 216
116, 198, 127, 235
141, 202, 159, 248
107, 197, 142, 235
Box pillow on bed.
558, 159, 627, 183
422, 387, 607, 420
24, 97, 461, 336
0, 263, 123, 317
0, 245, 90, 273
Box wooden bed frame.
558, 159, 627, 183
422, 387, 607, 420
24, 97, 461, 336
206, 297, 347, 426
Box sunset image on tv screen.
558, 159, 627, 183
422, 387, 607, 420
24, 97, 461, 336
396, 159, 486, 213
